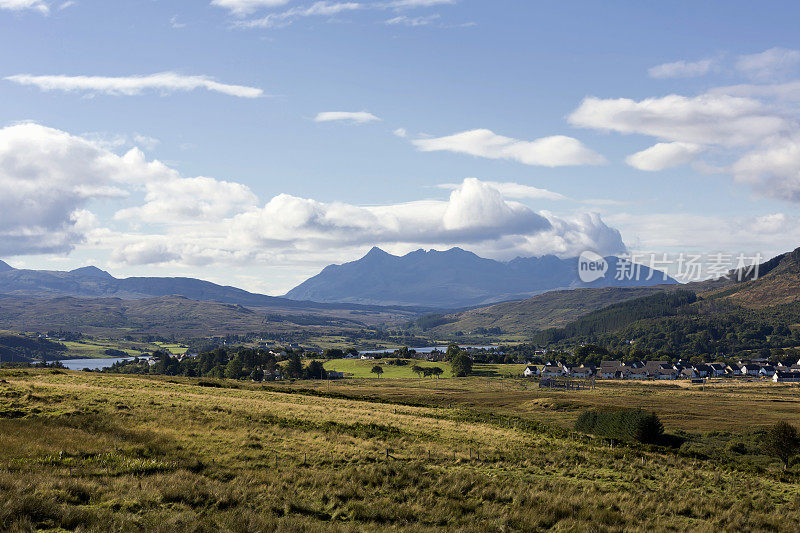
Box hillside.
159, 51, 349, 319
0, 331, 67, 363
0, 295, 411, 337
0, 262, 429, 315
702, 247, 800, 308
424, 286, 670, 337
3, 369, 800, 530
286, 247, 676, 308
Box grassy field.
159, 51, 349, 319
1, 369, 800, 531
322, 359, 527, 379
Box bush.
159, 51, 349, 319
575, 409, 663, 444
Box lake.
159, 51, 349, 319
363, 345, 496, 355
59, 357, 134, 371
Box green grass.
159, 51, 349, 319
321, 359, 526, 379
2, 369, 800, 531
60, 340, 131, 358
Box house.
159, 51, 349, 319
740, 364, 761, 376
726, 363, 744, 375
540, 365, 564, 378
629, 368, 649, 380
628, 361, 646, 369
613, 369, 631, 379
681, 368, 698, 379
570, 366, 594, 378
327, 370, 345, 379
360, 354, 374, 360
759, 365, 776, 377
657, 368, 678, 380
774, 371, 800, 383
523, 366, 538, 377
644, 361, 669, 374
693, 364, 713, 378
708, 363, 727, 377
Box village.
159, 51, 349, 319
523, 359, 800, 383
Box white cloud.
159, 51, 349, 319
436, 180, 568, 201
314, 111, 380, 123
393, 128, 408, 138
626, 142, 705, 171
648, 58, 716, 79
730, 134, 800, 202
569, 94, 789, 147
385, 14, 439, 26
238, 1, 362, 28
411, 129, 606, 167
210, 0, 290, 16
0, 0, 49, 14
711, 80, 800, 101
0, 123, 176, 255
387, 0, 454, 7
115, 176, 258, 223
5, 72, 264, 98
608, 211, 800, 262
736, 47, 800, 81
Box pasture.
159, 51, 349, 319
1, 369, 799, 531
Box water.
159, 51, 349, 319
362, 345, 496, 355
59, 357, 135, 371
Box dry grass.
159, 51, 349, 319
1, 369, 799, 531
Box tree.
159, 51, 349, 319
224, 356, 244, 379
762, 421, 800, 469
446, 343, 461, 361
305, 360, 326, 379
411, 365, 424, 379
250, 368, 264, 382
451, 352, 473, 377
431, 366, 444, 379
286, 353, 304, 379
371, 365, 384, 378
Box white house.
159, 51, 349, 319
740, 364, 761, 376
523, 365, 538, 377
657, 369, 678, 380
540, 365, 564, 378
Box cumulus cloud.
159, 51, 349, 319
5, 72, 264, 98
711, 80, 800, 101
568, 94, 789, 147
115, 177, 258, 223
0, 123, 175, 255
736, 47, 800, 81
730, 135, 800, 201
314, 111, 380, 124
436, 180, 568, 201
0, 124, 625, 274
648, 58, 716, 79
0, 0, 49, 14
411, 129, 606, 167
625, 142, 705, 171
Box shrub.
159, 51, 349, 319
575, 409, 663, 444
762, 421, 800, 468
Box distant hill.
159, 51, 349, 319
700, 247, 800, 308
423, 286, 671, 337
285, 247, 677, 308
0, 294, 408, 337
0, 331, 67, 363
0, 261, 429, 315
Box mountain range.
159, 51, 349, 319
285, 247, 677, 308
0, 261, 422, 314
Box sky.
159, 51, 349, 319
2, 0, 800, 294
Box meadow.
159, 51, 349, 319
1, 368, 800, 531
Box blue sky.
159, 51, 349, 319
2, 0, 800, 293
